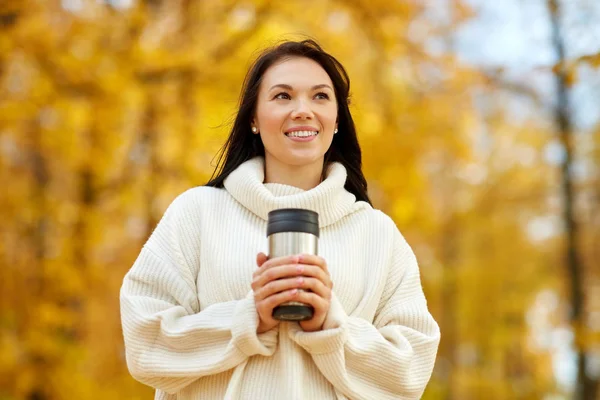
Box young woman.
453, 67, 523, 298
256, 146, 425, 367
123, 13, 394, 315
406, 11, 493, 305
120, 39, 440, 400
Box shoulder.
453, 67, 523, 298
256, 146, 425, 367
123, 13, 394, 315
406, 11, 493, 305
160, 186, 230, 222
178, 185, 227, 200
352, 205, 412, 248
353, 203, 397, 231
169, 185, 227, 208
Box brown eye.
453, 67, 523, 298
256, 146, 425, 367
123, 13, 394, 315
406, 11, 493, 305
274, 92, 291, 100
315, 92, 330, 100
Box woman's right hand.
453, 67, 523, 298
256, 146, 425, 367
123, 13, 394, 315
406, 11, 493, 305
252, 252, 306, 333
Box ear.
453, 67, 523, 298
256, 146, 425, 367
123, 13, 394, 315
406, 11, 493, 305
251, 117, 259, 134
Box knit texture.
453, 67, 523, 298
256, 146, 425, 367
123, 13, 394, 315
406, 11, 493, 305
120, 156, 441, 400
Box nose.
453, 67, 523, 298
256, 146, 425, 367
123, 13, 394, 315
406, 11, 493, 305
290, 98, 313, 120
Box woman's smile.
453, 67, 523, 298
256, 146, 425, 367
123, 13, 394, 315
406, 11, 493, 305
286, 132, 319, 142
284, 125, 320, 141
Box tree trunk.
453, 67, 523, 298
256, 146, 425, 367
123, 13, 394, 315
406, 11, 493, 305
441, 215, 458, 400
546, 1, 597, 399
142, 95, 159, 237
28, 122, 49, 400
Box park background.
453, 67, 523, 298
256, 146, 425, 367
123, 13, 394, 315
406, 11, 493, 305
1, 0, 599, 399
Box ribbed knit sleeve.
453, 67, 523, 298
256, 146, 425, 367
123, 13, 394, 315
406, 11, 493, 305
120, 192, 279, 394
289, 225, 440, 400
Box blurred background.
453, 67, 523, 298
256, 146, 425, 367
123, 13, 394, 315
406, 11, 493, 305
0, 0, 599, 399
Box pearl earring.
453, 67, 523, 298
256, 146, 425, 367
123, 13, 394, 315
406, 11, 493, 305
334, 128, 338, 134
252, 127, 257, 133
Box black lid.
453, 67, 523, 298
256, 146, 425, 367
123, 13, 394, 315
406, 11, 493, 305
267, 208, 319, 237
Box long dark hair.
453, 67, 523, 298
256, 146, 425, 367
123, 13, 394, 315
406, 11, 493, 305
205, 39, 371, 205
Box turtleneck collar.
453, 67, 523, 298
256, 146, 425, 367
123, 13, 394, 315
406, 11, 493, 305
223, 156, 369, 228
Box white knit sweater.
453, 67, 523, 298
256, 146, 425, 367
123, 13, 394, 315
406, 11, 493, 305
120, 156, 440, 400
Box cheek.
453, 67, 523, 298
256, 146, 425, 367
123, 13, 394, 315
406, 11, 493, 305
317, 107, 338, 127
257, 107, 286, 130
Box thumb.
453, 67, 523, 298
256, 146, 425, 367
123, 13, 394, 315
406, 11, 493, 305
256, 252, 268, 267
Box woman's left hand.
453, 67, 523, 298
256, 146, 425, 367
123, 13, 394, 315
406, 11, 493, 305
296, 254, 333, 332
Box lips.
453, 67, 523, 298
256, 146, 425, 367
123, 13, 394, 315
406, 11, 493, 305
285, 130, 319, 138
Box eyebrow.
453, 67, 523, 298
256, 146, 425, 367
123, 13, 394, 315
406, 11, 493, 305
268, 83, 334, 91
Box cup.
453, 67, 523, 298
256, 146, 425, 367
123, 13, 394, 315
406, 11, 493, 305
267, 208, 319, 321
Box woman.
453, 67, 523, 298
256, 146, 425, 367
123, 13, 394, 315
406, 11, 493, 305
120, 39, 440, 400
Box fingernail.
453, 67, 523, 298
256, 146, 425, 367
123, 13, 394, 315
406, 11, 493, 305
297, 277, 304, 285
297, 254, 303, 262
296, 265, 304, 273
290, 289, 298, 295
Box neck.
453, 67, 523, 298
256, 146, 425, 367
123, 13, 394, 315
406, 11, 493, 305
264, 154, 324, 191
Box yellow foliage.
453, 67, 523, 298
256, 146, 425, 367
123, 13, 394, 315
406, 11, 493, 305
1, 1, 598, 399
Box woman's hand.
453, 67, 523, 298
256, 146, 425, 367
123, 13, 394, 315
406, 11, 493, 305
294, 254, 333, 332
252, 253, 333, 333
252, 253, 304, 333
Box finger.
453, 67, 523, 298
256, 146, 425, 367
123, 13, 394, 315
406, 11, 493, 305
256, 264, 332, 290
294, 291, 328, 314
253, 254, 300, 279
256, 252, 268, 268
302, 266, 332, 288
253, 253, 268, 282
254, 276, 304, 302
298, 254, 328, 273
252, 264, 304, 291
253, 264, 332, 291
257, 289, 299, 313
299, 277, 331, 300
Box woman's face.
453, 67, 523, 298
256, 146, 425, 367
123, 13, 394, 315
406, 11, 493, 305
252, 56, 338, 170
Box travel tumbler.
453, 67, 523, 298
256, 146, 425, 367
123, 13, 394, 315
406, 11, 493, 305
267, 208, 319, 321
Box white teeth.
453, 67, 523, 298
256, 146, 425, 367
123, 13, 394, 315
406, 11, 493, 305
286, 130, 318, 138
